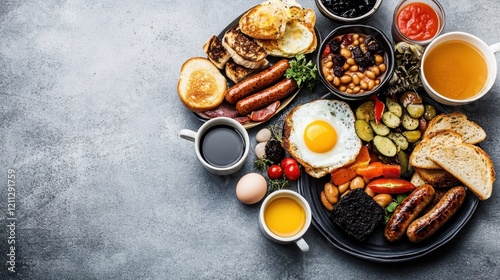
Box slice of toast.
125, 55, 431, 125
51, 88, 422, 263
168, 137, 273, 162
410, 129, 463, 169
224, 58, 269, 84
203, 35, 230, 69
410, 172, 426, 187
177, 57, 227, 112
414, 168, 461, 188
428, 143, 495, 200
423, 112, 486, 144
222, 27, 268, 69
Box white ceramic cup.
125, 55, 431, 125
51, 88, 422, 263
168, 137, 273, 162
259, 190, 312, 252
179, 117, 249, 176
420, 31, 500, 105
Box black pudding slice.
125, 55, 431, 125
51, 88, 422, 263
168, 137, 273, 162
329, 189, 384, 242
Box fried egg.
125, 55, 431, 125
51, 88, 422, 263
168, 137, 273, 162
282, 99, 362, 178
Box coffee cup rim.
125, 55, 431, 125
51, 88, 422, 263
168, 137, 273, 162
259, 190, 312, 242
195, 117, 250, 173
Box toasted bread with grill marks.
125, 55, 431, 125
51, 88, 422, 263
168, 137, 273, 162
222, 27, 268, 69
224, 58, 269, 84
203, 35, 230, 69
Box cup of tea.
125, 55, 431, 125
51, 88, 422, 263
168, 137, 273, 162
259, 190, 312, 252
179, 117, 250, 175
420, 32, 500, 105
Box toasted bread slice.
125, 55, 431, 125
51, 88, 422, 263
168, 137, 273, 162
239, 3, 287, 40
410, 129, 463, 169
224, 58, 269, 84
203, 35, 230, 69
428, 143, 495, 200
414, 168, 461, 188
423, 112, 486, 144
410, 172, 426, 187
256, 20, 315, 58
222, 27, 268, 69
177, 57, 227, 112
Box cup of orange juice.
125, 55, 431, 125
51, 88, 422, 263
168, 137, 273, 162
420, 32, 500, 105
259, 190, 312, 252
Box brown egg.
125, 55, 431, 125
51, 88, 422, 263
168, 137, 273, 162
236, 173, 267, 204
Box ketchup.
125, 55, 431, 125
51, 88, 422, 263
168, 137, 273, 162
396, 2, 439, 41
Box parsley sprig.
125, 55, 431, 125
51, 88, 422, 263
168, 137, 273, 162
285, 54, 318, 92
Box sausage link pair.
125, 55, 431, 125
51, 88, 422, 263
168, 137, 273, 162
384, 184, 435, 242
407, 186, 467, 243
235, 78, 297, 115
224, 59, 290, 104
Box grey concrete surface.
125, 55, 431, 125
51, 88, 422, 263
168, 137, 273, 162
1, 0, 499, 279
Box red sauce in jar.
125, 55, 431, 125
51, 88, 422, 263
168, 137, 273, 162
396, 2, 439, 41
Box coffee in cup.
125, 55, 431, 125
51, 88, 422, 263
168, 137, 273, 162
179, 117, 250, 175
259, 190, 312, 252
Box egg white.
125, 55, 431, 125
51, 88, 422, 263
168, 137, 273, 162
287, 100, 362, 170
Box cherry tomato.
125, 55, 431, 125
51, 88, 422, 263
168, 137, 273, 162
280, 157, 298, 170
284, 164, 301, 181
267, 164, 283, 180
367, 178, 415, 194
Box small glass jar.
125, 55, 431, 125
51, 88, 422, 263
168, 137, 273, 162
391, 0, 446, 46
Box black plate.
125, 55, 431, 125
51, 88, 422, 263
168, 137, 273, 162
193, 7, 321, 129
297, 92, 480, 262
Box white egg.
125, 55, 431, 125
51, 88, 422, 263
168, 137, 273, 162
283, 99, 362, 178
236, 173, 267, 204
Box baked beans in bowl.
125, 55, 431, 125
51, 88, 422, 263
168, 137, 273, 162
317, 25, 395, 101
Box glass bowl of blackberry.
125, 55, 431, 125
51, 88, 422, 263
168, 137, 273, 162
316, 24, 395, 101
316, 0, 383, 24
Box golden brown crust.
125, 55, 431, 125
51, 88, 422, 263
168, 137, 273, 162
423, 112, 486, 144
177, 57, 227, 112
414, 168, 461, 189
203, 35, 230, 70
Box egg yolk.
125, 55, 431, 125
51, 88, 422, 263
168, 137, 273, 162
304, 120, 337, 153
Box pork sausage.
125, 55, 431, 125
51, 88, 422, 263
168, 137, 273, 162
235, 78, 297, 115
384, 184, 435, 242
407, 186, 466, 243
225, 59, 290, 104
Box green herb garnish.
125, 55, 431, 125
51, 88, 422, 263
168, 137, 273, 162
285, 53, 318, 92
385, 42, 425, 96
267, 178, 289, 194
253, 157, 273, 171
384, 194, 408, 224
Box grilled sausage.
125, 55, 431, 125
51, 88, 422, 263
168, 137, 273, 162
224, 59, 290, 104
235, 78, 297, 115
407, 186, 467, 243
384, 184, 435, 242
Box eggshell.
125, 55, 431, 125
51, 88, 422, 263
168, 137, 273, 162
236, 173, 267, 204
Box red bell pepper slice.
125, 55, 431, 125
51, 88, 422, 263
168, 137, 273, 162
367, 178, 416, 194
322, 44, 331, 56
356, 162, 401, 180
371, 95, 385, 125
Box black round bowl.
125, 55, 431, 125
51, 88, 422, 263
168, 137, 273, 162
316, 24, 395, 101
315, 0, 383, 24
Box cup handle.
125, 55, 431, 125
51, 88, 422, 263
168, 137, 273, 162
490, 42, 500, 54
295, 238, 309, 252
179, 129, 197, 142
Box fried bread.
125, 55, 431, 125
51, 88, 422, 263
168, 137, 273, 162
177, 57, 227, 112
224, 58, 269, 84
222, 27, 268, 69
238, 2, 288, 40
414, 168, 462, 188
203, 35, 231, 69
